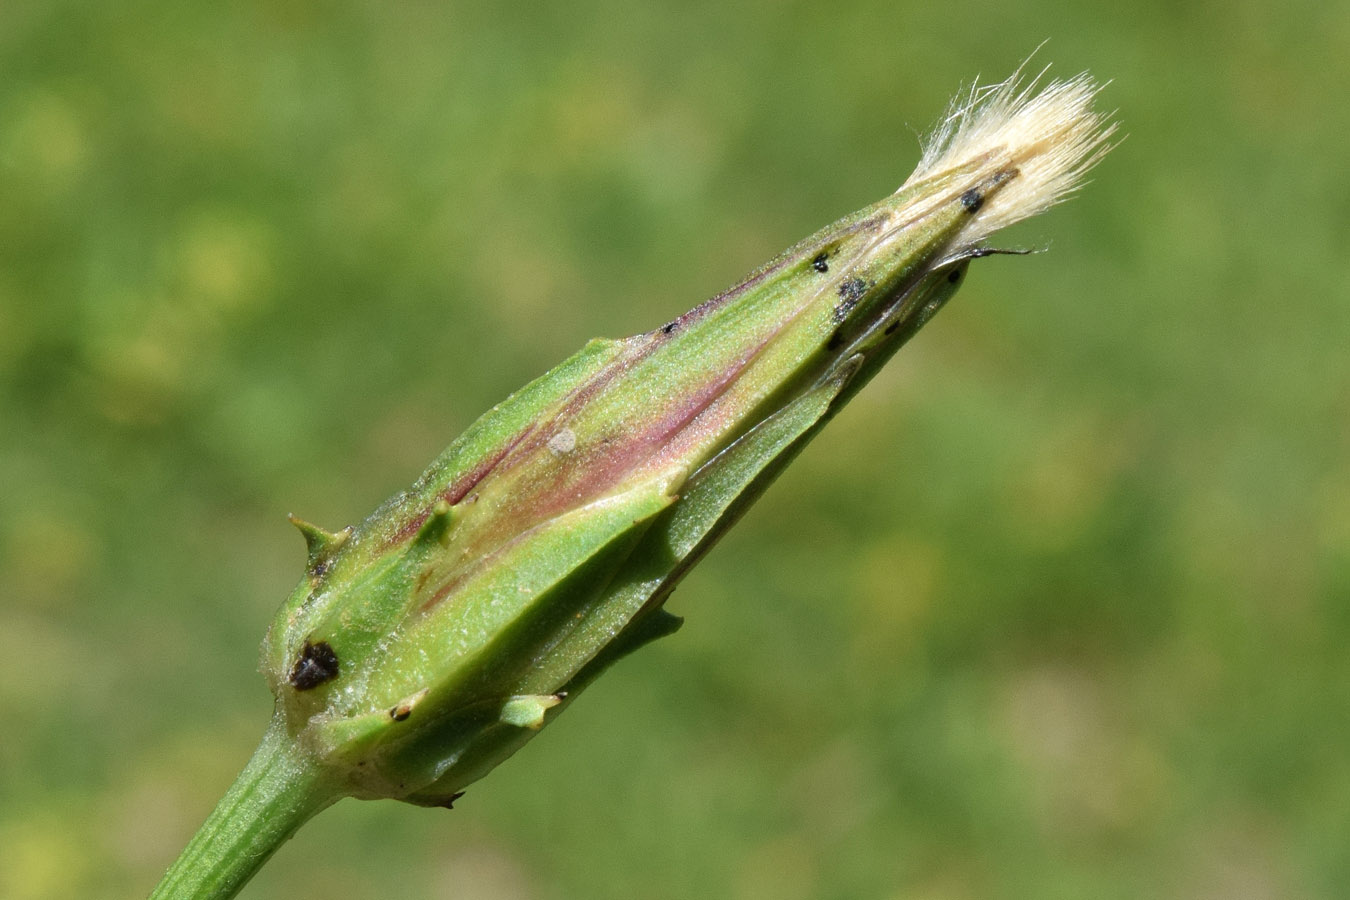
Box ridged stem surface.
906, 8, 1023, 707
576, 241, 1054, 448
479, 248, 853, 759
149, 716, 340, 900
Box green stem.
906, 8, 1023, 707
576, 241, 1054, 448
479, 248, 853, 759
149, 715, 342, 900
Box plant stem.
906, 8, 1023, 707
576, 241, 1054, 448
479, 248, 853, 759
149, 715, 342, 900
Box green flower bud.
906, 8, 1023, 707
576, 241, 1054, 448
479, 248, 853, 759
151, 69, 1113, 900
259, 73, 1114, 808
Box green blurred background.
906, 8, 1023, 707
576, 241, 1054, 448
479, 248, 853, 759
3, 1, 1347, 897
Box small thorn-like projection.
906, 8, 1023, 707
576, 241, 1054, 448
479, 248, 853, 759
414, 499, 455, 546
500, 694, 564, 730
289, 515, 352, 576
289, 640, 340, 690
961, 246, 1035, 260
439, 791, 466, 810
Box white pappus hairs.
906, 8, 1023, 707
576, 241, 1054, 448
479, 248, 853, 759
903, 63, 1118, 247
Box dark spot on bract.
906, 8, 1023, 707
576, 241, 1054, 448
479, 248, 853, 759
960, 189, 984, 213
947, 268, 962, 284
833, 277, 866, 324
826, 328, 846, 351
289, 640, 339, 690
660, 321, 678, 334
309, 557, 332, 579
811, 252, 829, 273
390, 705, 412, 722
838, 277, 866, 303
884, 320, 901, 335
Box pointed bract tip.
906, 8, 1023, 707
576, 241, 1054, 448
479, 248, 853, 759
288, 515, 352, 570
413, 499, 455, 546
500, 694, 564, 730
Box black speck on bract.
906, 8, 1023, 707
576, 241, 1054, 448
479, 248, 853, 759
811, 252, 829, 273
289, 640, 340, 690
837, 277, 866, 303
833, 277, 867, 324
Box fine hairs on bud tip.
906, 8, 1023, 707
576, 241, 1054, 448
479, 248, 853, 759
903, 62, 1118, 246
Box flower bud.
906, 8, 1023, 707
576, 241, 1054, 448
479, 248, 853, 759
259, 72, 1114, 808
